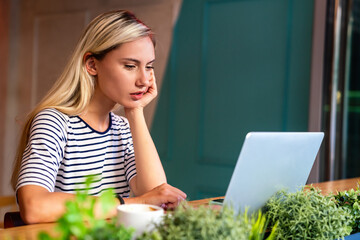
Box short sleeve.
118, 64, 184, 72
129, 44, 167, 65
16, 109, 68, 193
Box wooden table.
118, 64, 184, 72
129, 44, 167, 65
1, 177, 360, 239
309, 177, 360, 195
0, 222, 55, 239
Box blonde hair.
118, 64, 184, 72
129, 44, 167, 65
11, 10, 155, 190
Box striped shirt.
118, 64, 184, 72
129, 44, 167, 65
16, 108, 136, 197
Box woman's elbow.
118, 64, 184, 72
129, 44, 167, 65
18, 190, 49, 224
19, 196, 46, 224
21, 212, 40, 225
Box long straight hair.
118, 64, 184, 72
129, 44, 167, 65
11, 10, 155, 190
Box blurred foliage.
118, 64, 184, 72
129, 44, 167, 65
38, 176, 134, 240
334, 186, 360, 234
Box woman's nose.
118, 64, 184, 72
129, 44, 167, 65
136, 68, 150, 87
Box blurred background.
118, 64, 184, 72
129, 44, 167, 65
0, 0, 359, 202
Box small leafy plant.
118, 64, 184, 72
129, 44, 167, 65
138, 203, 277, 240
38, 176, 134, 240
333, 187, 360, 234
264, 188, 354, 240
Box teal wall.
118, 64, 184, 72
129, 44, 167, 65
152, 0, 314, 200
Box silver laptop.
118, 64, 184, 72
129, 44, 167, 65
223, 132, 324, 214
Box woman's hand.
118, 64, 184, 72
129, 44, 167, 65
140, 70, 158, 108
126, 183, 187, 210
125, 70, 157, 114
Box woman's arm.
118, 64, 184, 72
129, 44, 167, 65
17, 185, 120, 224
124, 71, 167, 196
18, 183, 186, 224
124, 71, 186, 205
17, 185, 75, 224
125, 107, 167, 196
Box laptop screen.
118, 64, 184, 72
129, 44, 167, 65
223, 132, 324, 214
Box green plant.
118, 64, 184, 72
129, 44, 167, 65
38, 176, 277, 239
138, 203, 277, 240
38, 176, 134, 240
334, 187, 360, 234
264, 188, 354, 240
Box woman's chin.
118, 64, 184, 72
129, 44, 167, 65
121, 103, 144, 111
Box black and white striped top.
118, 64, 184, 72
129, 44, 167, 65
16, 108, 136, 197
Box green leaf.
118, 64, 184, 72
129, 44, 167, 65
99, 189, 117, 216
38, 232, 53, 240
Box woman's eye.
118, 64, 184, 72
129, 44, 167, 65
146, 66, 154, 71
125, 65, 136, 70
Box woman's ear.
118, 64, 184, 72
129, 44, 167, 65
84, 52, 97, 76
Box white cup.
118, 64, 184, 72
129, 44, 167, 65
117, 204, 164, 237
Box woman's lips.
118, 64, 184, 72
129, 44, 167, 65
130, 91, 144, 100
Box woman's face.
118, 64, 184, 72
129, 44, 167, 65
91, 36, 155, 109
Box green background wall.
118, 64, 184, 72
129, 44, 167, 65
151, 0, 314, 200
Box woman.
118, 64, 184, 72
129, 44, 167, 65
11, 10, 186, 224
